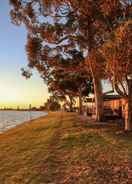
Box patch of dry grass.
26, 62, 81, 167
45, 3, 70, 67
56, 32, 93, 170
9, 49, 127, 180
0, 112, 132, 184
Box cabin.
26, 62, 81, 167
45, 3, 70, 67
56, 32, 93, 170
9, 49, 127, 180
83, 94, 128, 119
104, 95, 127, 117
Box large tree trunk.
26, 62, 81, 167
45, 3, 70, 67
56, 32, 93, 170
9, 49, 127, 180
86, 24, 104, 122
79, 88, 83, 115
126, 79, 132, 131
69, 95, 74, 112
93, 76, 104, 122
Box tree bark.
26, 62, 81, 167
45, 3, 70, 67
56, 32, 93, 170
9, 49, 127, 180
93, 76, 104, 122
69, 95, 73, 112
126, 79, 132, 131
87, 24, 104, 121
79, 88, 83, 115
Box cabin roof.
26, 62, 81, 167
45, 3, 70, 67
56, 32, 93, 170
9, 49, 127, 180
85, 95, 123, 103
104, 94, 122, 101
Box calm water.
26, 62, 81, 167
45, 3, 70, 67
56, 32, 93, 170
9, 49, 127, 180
0, 111, 47, 132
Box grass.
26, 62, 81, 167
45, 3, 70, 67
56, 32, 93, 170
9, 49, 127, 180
0, 112, 132, 183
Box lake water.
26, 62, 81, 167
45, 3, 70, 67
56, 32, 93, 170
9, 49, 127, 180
0, 111, 47, 133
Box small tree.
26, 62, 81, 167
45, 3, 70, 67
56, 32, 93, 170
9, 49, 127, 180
44, 96, 61, 111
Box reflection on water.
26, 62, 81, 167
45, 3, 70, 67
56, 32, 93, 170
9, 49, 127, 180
0, 111, 47, 132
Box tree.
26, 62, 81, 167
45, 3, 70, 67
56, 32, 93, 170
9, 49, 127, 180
101, 20, 132, 130
86, 50, 106, 121
44, 96, 61, 111
48, 50, 93, 113
9, 0, 131, 121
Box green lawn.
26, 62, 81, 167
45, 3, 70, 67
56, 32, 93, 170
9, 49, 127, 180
0, 112, 132, 184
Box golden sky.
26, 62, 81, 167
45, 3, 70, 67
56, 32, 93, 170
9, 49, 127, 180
0, 70, 49, 108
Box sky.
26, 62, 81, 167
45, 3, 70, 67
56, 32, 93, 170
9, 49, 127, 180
0, 1, 49, 108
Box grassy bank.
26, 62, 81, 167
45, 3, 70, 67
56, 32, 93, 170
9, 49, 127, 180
0, 112, 132, 184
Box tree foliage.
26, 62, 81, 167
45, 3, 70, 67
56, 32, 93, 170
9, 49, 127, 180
101, 20, 132, 97
9, 0, 132, 125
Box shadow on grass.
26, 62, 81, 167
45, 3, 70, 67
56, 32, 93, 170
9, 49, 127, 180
33, 123, 61, 132
60, 132, 109, 149
114, 130, 132, 142
83, 122, 117, 129
83, 121, 132, 141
